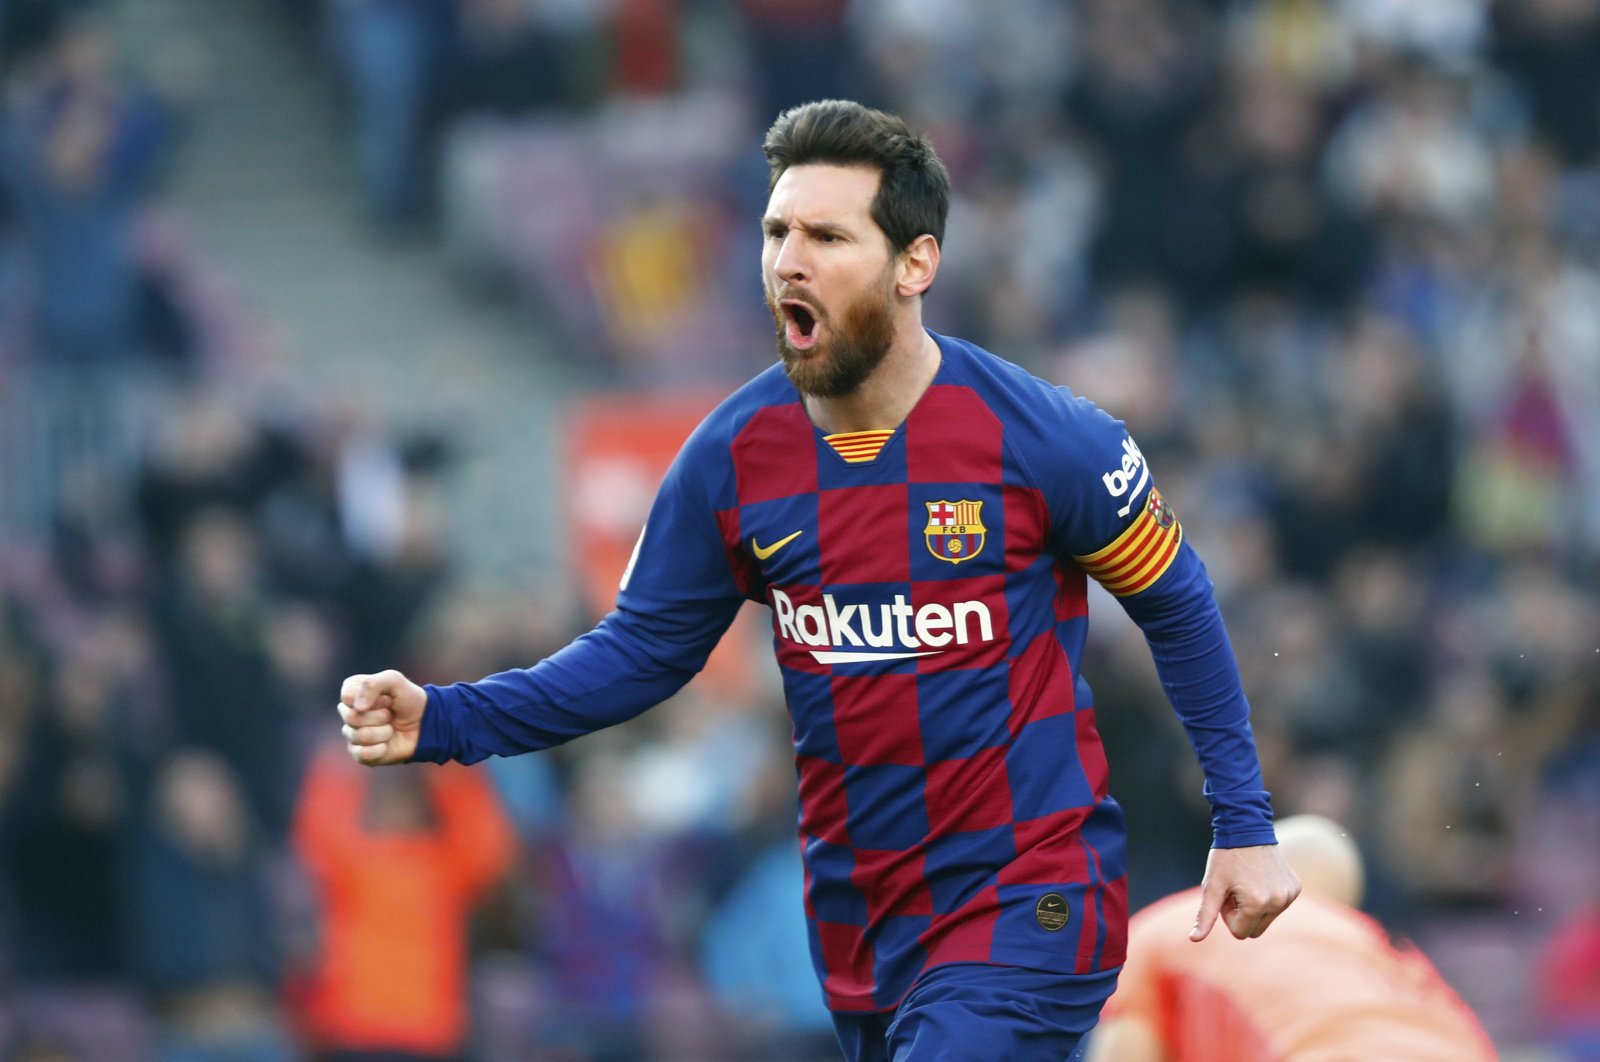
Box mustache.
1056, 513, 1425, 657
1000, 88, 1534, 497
770, 287, 825, 316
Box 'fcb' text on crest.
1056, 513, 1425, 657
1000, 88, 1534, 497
924, 499, 987, 565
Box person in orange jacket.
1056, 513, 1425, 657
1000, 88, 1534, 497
291, 744, 516, 1061
1088, 814, 1497, 1062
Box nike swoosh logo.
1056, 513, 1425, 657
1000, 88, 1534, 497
751, 530, 804, 561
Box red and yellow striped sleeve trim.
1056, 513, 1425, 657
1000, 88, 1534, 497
1074, 489, 1183, 597
824, 429, 895, 464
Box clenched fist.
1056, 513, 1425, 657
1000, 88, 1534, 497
338, 670, 427, 766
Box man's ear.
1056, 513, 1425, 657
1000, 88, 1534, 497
896, 234, 940, 297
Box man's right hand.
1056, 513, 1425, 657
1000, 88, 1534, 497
338, 669, 427, 765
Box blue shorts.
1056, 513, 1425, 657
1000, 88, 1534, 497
831, 962, 1120, 1062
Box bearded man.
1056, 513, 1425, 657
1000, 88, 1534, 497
336, 99, 1299, 1062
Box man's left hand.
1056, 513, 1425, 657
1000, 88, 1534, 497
1189, 843, 1301, 942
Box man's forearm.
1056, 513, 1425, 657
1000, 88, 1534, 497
1125, 561, 1276, 847
414, 610, 709, 764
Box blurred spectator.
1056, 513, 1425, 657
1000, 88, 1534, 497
250, 417, 355, 607
0, 11, 173, 369
51, 457, 146, 605
1326, 313, 1454, 548
1346, 0, 1490, 64
134, 392, 280, 567
1520, 661, 1600, 926
1377, 669, 1521, 912
263, 602, 343, 762
1235, 585, 1370, 759
700, 838, 838, 1062
1449, 232, 1600, 553
290, 746, 514, 1061
150, 508, 298, 840
739, 0, 854, 130
338, 426, 451, 670
1325, 59, 1500, 231
936, 119, 1100, 363
126, 749, 292, 1062
0, 608, 160, 1062
698, 735, 846, 1062
1067, 0, 1214, 288
439, 0, 569, 120
1491, 0, 1600, 168
327, 0, 451, 231
521, 749, 693, 1062
611, 0, 681, 99
0, 1, 66, 72
0, 643, 132, 981
1331, 548, 1430, 745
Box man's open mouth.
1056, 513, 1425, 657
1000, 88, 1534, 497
781, 300, 822, 351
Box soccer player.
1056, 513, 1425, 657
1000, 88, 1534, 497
1086, 815, 1497, 1062
337, 99, 1299, 1061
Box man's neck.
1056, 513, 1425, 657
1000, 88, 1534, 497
803, 326, 941, 435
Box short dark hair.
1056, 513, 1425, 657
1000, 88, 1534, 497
763, 99, 950, 255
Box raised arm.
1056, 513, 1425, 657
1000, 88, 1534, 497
339, 420, 750, 766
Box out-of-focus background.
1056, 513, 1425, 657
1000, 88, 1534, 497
0, 0, 1597, 1059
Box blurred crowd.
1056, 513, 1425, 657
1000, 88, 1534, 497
3, 0, 1600, 1059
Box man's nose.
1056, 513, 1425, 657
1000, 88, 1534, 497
773, 233, 810, 284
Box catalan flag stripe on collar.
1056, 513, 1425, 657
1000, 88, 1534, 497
1074, 487, 1183, 596
824, 429, 896, 463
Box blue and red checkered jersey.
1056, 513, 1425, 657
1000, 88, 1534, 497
416, 332, 1276, 1013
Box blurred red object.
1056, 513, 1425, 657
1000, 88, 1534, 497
290, 748, 516, 1057
565, 394, 761, 701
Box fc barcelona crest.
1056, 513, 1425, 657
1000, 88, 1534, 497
925, 500, 986, 565
1146, 488, 1176, 529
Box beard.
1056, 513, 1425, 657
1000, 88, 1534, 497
768, 265, 898, 399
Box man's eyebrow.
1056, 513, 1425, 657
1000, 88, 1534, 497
761, 216, 852, 238
805, 220, 851, 238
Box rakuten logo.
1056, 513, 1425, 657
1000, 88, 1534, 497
771, 588, 995, 664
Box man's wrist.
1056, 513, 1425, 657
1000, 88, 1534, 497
413, 684, 452, 763
1211, 827, 1280, 849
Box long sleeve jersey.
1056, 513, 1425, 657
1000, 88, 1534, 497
416, 331, 1276, 1012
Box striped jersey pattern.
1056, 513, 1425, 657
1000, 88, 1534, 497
825, 428, 896, 464
1074, 487, 1182, 596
